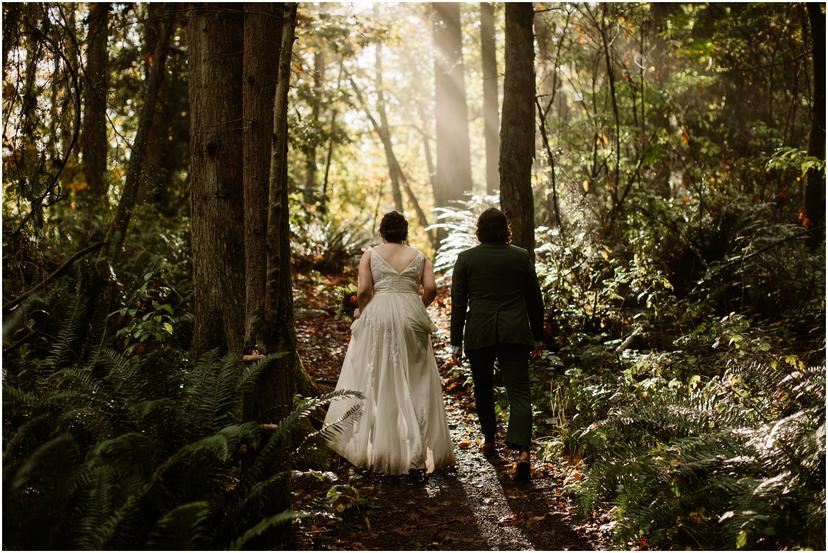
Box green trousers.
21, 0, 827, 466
467, 343, 532, 451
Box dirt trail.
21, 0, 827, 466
293, 276, 608, 550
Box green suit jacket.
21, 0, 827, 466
450, 243, 544, 352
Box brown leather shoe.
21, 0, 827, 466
481, 441, 498, 458
513, 452, 531, 482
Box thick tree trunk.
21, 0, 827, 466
80, 2, 110, 209
243, 3, 282, 348
499, 3, 535, 258
433, 2, 473, 208
304, 50, 324, 206
188, 4, 246, 356
805, 3, 825, 237
480, 2, 500, 195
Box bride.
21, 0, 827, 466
324, 211, 456, 474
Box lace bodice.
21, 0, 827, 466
370, 247, 424, 294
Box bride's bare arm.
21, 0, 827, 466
356, 250, 374, 314
421, 257, 437, 307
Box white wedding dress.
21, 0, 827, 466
324, 247, 456, 474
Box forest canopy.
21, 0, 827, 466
2, 2, 825, 550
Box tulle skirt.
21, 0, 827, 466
324, 290, 456, 474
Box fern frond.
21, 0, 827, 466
10, 433, 80, 493
293, 401, 363, 456
146, 501, 211, 550
237, 352, 290, 395
227, 510, 305, 551
3, 384, 39, 409
154, 422, 259, 480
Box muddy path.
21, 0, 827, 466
293, 274, 610, 550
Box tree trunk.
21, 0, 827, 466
2, 3, 21, 75
350, 75, 435, 247
433, 2, 473, 208
649, 1, 677, 199
243, 3, 282, 349
74, 8, 175, 361
375, 41, 404, 212
80, 2, 110, 210
480, 2, 500, 195
138, 3, 165, 206
188, 4, 246, 357
805, 3, 825, 238
61, 5, 79, 165
101, 13, 175, 266
321, 55, 345, 210
499, 3, 535, 258
303, 50, 324, 206
259, 1, 300, 423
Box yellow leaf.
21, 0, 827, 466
582, 179, 590, 193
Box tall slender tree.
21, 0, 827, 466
480, 2, 500, 195
243, 3, 282, 349
80, 2, 110, 209
304, 50, 325, 205
499, 3, 535, 257
188, 4, 246, 356
805, 3, 825, 238
374, 39, 404, 212
433, 2, 472, 209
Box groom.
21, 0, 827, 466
450, 208, 544, 481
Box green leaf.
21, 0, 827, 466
736, 530, 747, 549
163, 322, 173, 334
228, 511, 305, 550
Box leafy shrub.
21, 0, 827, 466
577, 362, 825, 550
291, 215, 373, 274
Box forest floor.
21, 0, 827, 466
291, 270, 614, 551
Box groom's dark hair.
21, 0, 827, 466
476, 208, 511, 244
380, 211, 408, 243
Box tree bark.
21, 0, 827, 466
2, 3, 21, 75
303, 50, 324, 206
188, 4, 246, 356
433, 2, 473, 208
805, 3, 825, 238
499, 3, 535, 258
80, 2, 110, 209
243, 3, 282, 348
258, 2, 300, 423
480, 2, 500, 195
649, 2, 677, 199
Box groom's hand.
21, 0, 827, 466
531, 341, 543, 359
451, 345, 463, 363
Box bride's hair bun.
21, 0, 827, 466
380, 211, 408, 243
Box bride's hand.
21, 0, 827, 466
353, 307, 361, 319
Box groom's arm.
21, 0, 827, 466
450, 253, 469, 349
525, 254, 544, 342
